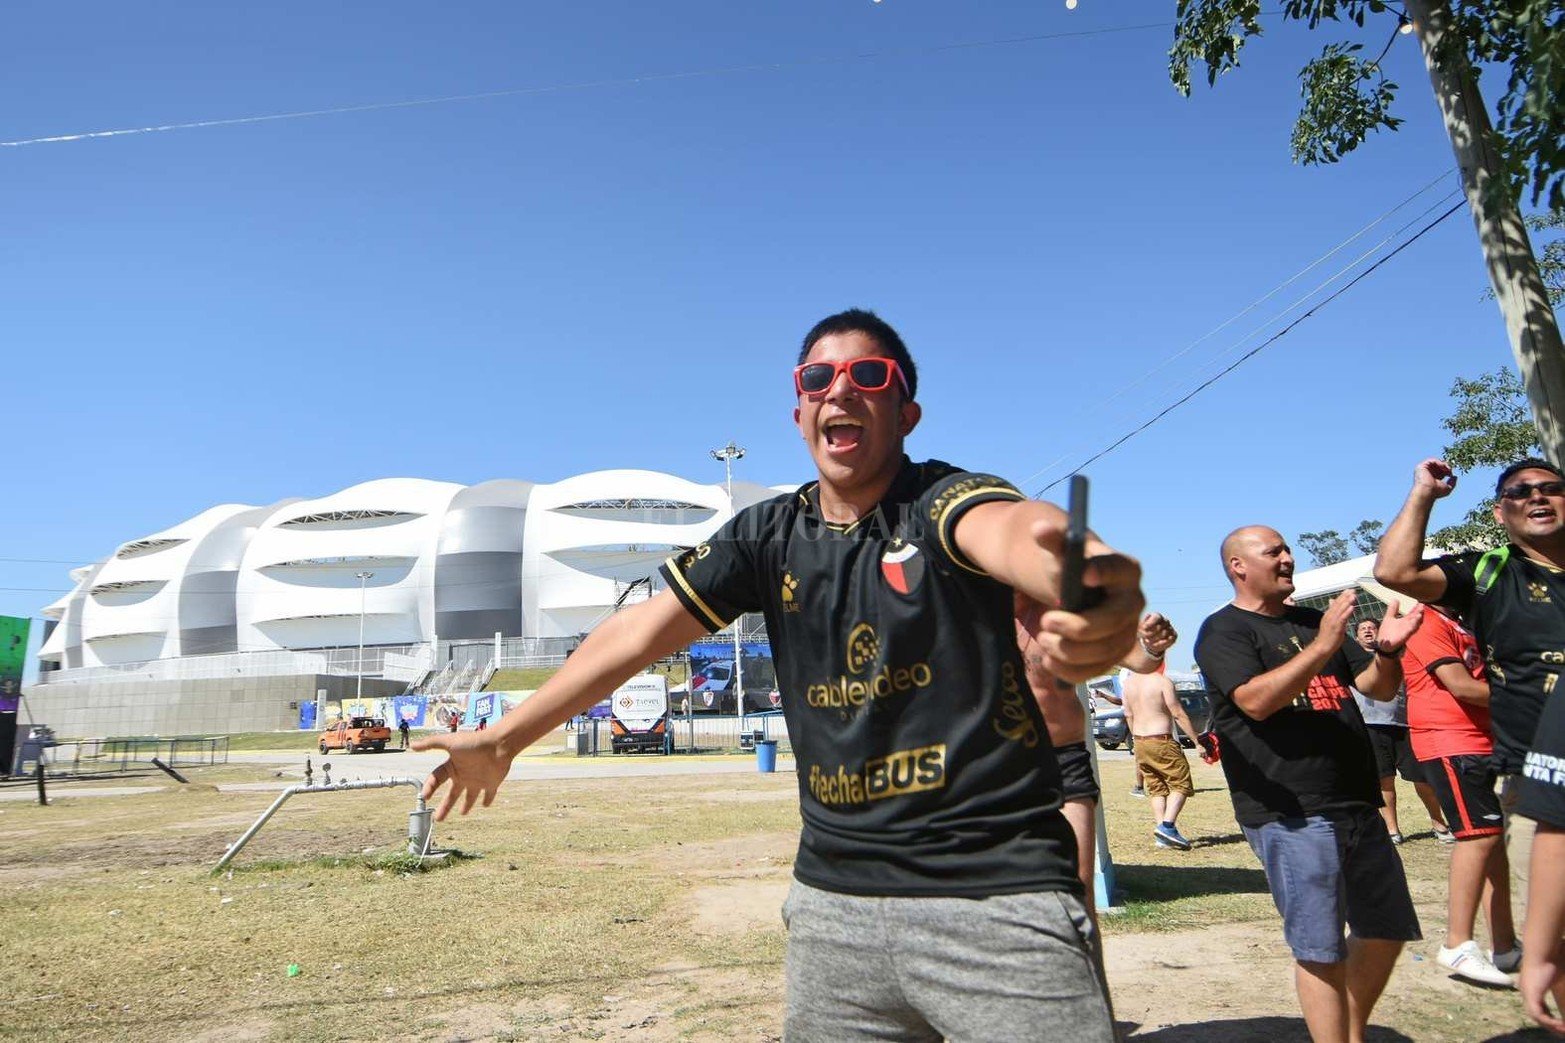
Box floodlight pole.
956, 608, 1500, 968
355, 571, 374, 702
711, 442, 746, 723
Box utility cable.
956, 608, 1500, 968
1035, 198, 1466, 495
1011, 170, 1455, 490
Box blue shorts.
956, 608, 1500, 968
1241, 808, 1421, 964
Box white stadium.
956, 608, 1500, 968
26, 470, 780, 737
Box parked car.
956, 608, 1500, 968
1093, 707, 1128, 750
1092, 689, 1213, 751
319, 716, 391, 754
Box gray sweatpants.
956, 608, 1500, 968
781, 880, 1115, 1043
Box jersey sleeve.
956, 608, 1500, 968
658, 509, 767, 632
1194, 614, 1264, 702
915, 470, 1025, 575
1406, 614, 1462, 675
1433, 551, 1482, 616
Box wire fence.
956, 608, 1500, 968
568, 714, 791, 757
10, 735, 230, 778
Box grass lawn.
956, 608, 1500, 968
0, 751, 1544, 1042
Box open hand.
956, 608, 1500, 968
1374, 599, 1424, 653
1313, 590, 1357, 655
412, 730, 516, 821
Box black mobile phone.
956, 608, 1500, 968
1060, 474, 1090, 612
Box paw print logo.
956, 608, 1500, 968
781, 572, 799, 605
1531, 582, 1551, 603
845, 623, 880, 674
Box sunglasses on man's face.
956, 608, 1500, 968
793, 356, 909, 397
1499, 480, 1565, 501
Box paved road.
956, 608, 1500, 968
5, 742, 1134, 802
1, 747, 799, 801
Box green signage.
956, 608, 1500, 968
0, 615, 29, 707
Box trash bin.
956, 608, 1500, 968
755, 739, 778, 773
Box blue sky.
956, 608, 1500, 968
1, 1, 1537, 673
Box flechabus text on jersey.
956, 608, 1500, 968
807, 743, 948, 806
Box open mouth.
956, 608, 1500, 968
823, 419, 864, 451
1527, 507, 1556, 522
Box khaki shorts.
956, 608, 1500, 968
1134, 735, 1194, 798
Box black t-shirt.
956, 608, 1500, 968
659, 457, 1078, 898
1193, 604, 1380, 827
1435, 547, 1565, 775
1518, 690, 1565, 828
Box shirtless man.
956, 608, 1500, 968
1017, 602, 1178, 902
1123, 664, 1201, 850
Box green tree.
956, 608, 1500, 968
1169, 1, 1562, 207
1170, 1, 1565, 465
1430, 366, 1542, 549
1349, 519, 1384, 555
1298, 529, 1351, 566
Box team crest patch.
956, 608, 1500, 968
881, 540, 925, 595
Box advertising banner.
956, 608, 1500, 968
0, 616, 30, 774
685, 640, 775, 714
392, 695, 427, 728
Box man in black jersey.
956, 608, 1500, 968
1377, 457, 1565, 930
1195, 525, 1421, 1043
416, 309, 1146, 1042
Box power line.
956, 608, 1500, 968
1, 20, 1176, 149
1035, 199, 1467, 494
1012, 171, 1457, 491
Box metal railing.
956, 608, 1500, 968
570, 714, 791, 757
16, 735, 230, 777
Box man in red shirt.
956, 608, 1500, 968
1403, 603, 1518, 986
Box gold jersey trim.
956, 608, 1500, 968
936, 486, 1025, 576
663, 555, 728, 631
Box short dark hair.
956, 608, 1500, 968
798, 308, 918, 401
1496, 457, 1565, 496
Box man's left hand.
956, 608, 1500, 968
1375, 600, 1424, 653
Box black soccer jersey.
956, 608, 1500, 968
1435, 546, 1565, 775
1518, 685, 1565, 829
659, 457, 1079, 898
1193, 604, 1380, 827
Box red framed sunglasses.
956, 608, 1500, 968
793, 356, 909, 397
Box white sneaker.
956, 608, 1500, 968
1491, 943, 1523, 973
1437, 940, 1515, 987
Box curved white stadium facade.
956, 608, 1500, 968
39, 470, 780, 672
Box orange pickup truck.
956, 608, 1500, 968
319, 716, 392, 754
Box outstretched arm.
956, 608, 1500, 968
415, 590, 710, 820
957, 500, 1144, 682
1374, 459, 1457, 603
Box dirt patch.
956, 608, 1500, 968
688, 881, 790, 936
182, 1017, 274, 1043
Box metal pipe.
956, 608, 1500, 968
214, 775, 426, 872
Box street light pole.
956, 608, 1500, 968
710, 442, 746, 721
355, 571, 374, 703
